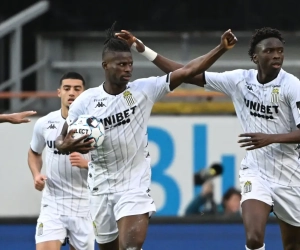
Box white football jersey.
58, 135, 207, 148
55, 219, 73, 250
205, 69, 300, 186
30, 110, 90, 216
67, 74, 171, 194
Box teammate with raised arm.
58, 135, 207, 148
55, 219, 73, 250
119, 27, 300, 250
55, 22, 237, 250
28, 72, 94, 250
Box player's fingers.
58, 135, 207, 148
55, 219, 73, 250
240, 142, 255, 148
117, 36, 128, 42
237, 138, 251, 143
74, 134, 89, 143
121, 30, 131, 35
21, 111, 37, 117
239, 133, 253, 137
19, 118, 31, 123
246, 146, 258, 151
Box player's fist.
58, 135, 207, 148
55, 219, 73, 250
115, 30, 145, 53
69, 152, 89, 168
34, 174, 47, 191
220, 29, 237, 50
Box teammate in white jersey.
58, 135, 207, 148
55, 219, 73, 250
28, 72, 94, 250
55, 22, 237, 250
122, 27, 300, 250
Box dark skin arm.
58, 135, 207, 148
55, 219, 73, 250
238, 129, 300, 150
116, 30, 236, 88
55, 121, 94, 154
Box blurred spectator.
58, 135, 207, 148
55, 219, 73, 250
185, 181, 241, 217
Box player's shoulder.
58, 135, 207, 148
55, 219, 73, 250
280, 69, 300, 84
34, 110, 61, 128
81, 86, 101, 97
128, 75, 167, 90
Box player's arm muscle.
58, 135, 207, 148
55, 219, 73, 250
169, 45, 227, 90
28, 148, 43, 178
153, 55, 205, 87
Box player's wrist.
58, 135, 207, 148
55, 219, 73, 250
131, 39, 158, 61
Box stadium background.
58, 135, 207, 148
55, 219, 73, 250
1, 0, 299, 249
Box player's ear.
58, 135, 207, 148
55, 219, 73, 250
252, 54, 258, 64
102, 61, 108, 70
57, 88, 61, 98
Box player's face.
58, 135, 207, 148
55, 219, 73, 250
253, 37, 284, 76
57, 79, 85, 108
103, 52, 133, 86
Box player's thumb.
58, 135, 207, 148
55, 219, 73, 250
40, 175, 47, 181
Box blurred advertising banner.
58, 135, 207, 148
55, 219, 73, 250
0, 116, 244, 217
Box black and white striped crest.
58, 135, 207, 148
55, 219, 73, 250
123, 90, 136, 106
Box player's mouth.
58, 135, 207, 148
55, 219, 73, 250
271, 62, 282, 69
121, 75, 131, 81
68, 98, 75, 104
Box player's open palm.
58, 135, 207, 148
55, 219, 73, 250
7, 111, 37, 124
34, 174, 47, 191
220, 29, 237, 50
115, 30, 145, 52
70, 152, 89, 168
238, 133, 273, 150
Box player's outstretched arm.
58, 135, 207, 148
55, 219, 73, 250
168, 30, 237, 90
0, 111, 36, 124
116, 30, 237, 88
55, 121, 94, 154
28, 148, 47, 191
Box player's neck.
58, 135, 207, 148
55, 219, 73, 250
103, 81, 127, 95
61, 106, 68, 119
257, 70, 279, 84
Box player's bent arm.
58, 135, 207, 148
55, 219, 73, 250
271, 129, 300, 144
169, 45, 228, 90
28, 148, 43, 178
153, 55, 205, 87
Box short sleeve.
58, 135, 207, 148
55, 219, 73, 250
30, 118, 46, 154
204, 70, 243, 97
287, 78, 300, 127
136, 73, 171, 103
66, 91, 88, 125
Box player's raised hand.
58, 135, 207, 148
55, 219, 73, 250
115, 30, 145, 52
59, 129, 94, 154
6, 111, 37, 124
34, 173, 47, 191
220, 29, 237, 50
238, 133, 273, 150
69, 152, 89, 168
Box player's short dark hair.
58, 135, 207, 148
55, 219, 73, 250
102, 21, 131, 59
221, 187, 241, 208
248, 27, 285, 61
59, 72, 86, 86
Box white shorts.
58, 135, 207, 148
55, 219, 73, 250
240, 170, 300, 226
90, 188, 156, 244
35, 208, 95, 250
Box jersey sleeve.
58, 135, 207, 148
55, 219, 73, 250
66, 91, 88, 125
287, 78, 300, 127
204, 70, 243, 96
137, 73, 172, 103
30, 118, 45, 154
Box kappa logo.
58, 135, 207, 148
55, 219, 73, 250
95, 102, 106, 108
47, 124, 57, 129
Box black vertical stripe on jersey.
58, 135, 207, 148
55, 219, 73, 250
116, 100, 128, 189
166, 73, 169, 83
126, 98, 146, 190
